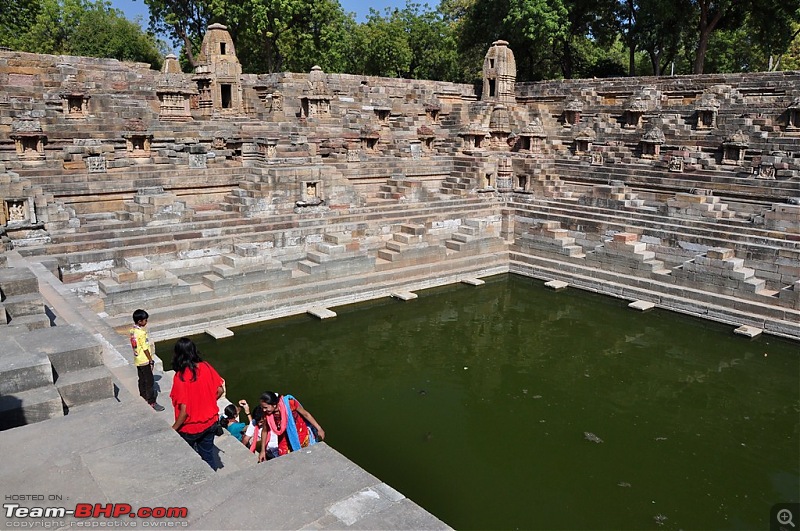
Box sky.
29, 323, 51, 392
109, 0, 410, 27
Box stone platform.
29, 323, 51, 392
0, 249, 450, 531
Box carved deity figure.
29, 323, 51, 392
7, 201, 26, 222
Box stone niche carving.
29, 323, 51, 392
301, 181, 322, 204
669, 157, 684, 173
787, 97, 800, 131
192, 77, 211, 111
126, 135, 151, 155
482, 40, 516, 104
515, 173, 529, 191
591, 151, 604, 165
488, 105, 512, 149
417, 125, 435, 151
640, 126, 665, 158
11, 118, 46, 159
373, 104, 391, 124
424, 101, 441, 123
722, 130, 748, 164
495, 157, 513, 190
360, 124, 380, 151
158, 90, 194, 121
123, 119, 152, 157
301, 65, 331, 118
3, 198, 35, 226
254, 82, 284, 114
459, 123, 489, 152
264, 138, 279, 160
694, 93, 720, 130
61, 93, 89, 117
564, 99, 583, 126
573, 127, 595, 154
156, 70, 195, 122
518, 118, 546, 152
624, 96, 647, 128
757, 163, 775, 179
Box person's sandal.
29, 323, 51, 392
150, 402, 166, 412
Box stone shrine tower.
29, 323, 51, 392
193, 23, 242, 114
482, 40, 516, 104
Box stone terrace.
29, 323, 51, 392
0, 35, 798, 521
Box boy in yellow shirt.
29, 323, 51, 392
130, 309, 165, 411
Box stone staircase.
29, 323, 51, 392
377, 177, 432, 202
581, 182, 654, 211
515, 220, 586, 259
675, 247, 778, 299
587, 232, 672, 276
376, 223, 446, 269
444, 217, 506, 255
667, 191, 735, 220
297, 232, 376, 280
0, 262, 114, 430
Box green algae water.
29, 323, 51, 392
182, 274, 799, 530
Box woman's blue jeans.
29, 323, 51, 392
180, 429, 217, 470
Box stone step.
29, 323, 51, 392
0, 267, 40, 297
0, 338, 53, 395
3, 313, 52, 332
22, 325, 104, 374
743, 277, 766, 292
297, 259, 321, 274
2, 293, 45, 318
393, 232, 423, 245
55, 365, 114, 408
377, 249, 400, 261
0, 384, 64, 430
386, 241, 407, 252
400, 224, 426, 235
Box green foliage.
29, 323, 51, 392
4, 0, 798, 81
778, 22, 800, 70
0, 0, 41, 49
143, 0, 215, 68
3, 0, 164, 68
345, 3, 460, 80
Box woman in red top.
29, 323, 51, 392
170, 338, 224, 470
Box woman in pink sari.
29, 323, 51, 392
257, 391, 325, 462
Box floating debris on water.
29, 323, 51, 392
584, 432, 604, 443
617, 482, 631, 488
654, 436, 667, 441
533, 395, 542, 399
653, 514, 668, 526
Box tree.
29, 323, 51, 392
0, 0, 41, 49
71, 7, 165, 68
398, 3, 459, 80
144, 0, 215, 69
7, 0, 164, 68
505, 0, 621, 79
632, 0, 690, 76
354, 8, 413, 77
680, 0, 800, 73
